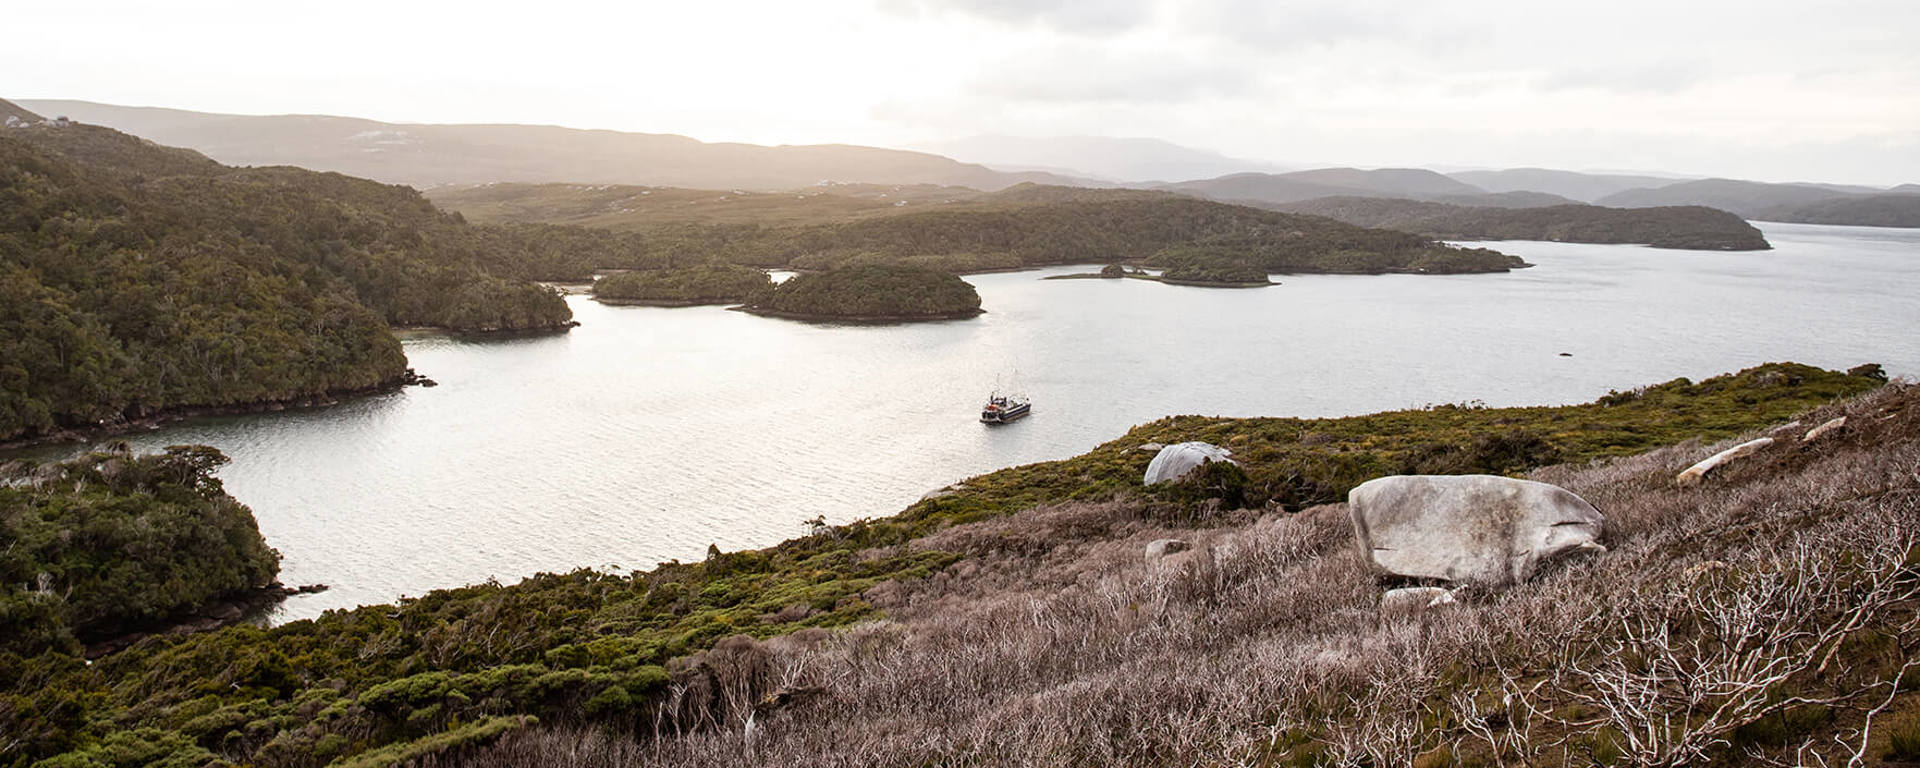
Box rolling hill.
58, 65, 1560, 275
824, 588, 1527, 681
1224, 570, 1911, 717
17, 99, 1085, 191
911, 135, 1295, 182
1272, 196, 1770, 250
0, 119, 584, 442
1157, 168, 1564, 208
1447, 168, 1688, 202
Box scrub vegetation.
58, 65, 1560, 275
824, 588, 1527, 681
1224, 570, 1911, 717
0, 362, 1892, 768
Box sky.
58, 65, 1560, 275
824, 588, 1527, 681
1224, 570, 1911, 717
12, 0, 1920, 185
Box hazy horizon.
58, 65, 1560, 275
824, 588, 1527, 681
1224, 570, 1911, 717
12, 0, 1920, 186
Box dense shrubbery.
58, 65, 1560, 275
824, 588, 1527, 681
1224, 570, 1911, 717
0, 446, 279, 656
744, 265, 983, 319
1157, 256, 1270, 285
1276, 196, 1773, 250
592, 264, 771, 304
0, 123, 581, 441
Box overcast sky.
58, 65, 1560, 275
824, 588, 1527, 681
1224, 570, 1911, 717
13, 0, 1919, 185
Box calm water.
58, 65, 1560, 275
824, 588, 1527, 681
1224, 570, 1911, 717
21, 222, 1920, 621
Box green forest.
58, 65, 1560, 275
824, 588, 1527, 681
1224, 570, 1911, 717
0, 445, 280, 657
742, 264, 983, 319
1274, 196, 1772, 250
434, 184, 1531, 277
0, 363, 1882, 767
0, 123, 593, 442
591, 264, 771, 305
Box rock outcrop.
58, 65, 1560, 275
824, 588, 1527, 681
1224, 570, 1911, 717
1675, 437, 1774, 487
1143, 442, 1237, 485
1349, 474, 1606, 586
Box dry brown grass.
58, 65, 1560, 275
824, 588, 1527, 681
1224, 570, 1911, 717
439, 383, 1920, 768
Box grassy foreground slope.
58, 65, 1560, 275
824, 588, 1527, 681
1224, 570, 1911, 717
486, 371, 1920, 768
0, 363, 1887, 767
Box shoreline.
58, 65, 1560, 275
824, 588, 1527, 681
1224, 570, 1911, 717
0, 375, 427, 452
728, 305, 986, 323
593, 296, 741, 307
82, 582, 330, 659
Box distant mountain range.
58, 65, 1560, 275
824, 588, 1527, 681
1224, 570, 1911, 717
16, 99, 1083, 191
16, 98, 1915, 228
1594, 178, 1920, 226
910, 135, 1295, 183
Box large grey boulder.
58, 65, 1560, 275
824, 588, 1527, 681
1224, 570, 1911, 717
1349, 475, 1606, 586
1143, 442, 1236, 485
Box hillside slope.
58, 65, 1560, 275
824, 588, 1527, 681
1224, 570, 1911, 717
0, 363, 1893, 767
1159, 167, 1489, 205
475, 374, 1919, 768
1273, 196, 1771, 250
1760, 194, 1920, 228
432, 182, 1526, 276
0, 120, 576, 442
19, 99, 1083, 191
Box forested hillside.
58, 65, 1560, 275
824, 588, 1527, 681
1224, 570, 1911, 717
1273, 196, 1771, 250
0, 122, 581, 442
439, 183, 1528, 277
0, 445, 280, 656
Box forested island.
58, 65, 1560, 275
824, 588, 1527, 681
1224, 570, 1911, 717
0, 121, 604, 443
591, 264, 772, 305
433, 184, 1530, 277
0, 362, 1902, 767
1271, 196, 1772, 250
738, 265, 983, 321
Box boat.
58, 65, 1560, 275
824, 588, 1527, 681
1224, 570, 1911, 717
980, 392, 1031, 424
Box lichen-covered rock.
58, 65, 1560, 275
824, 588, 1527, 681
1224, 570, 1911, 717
1675, 437, 1774, 487
1143, 442, 1236, 485
1349, 474, 1606, 586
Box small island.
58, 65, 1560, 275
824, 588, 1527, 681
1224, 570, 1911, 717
593, 264, 773, 306
737, 264, 984, 322
1045, 262, 1277, 288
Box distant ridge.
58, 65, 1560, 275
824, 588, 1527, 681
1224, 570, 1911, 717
1157, 168, 1510, 206
0, 98, 41, 123
1447, 168, 1686, 203
911, 135, 1295, 183
17, 99, 1090, 191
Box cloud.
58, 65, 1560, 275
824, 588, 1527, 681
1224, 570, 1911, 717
963, 46, 1256, 105
1538, 62, 1711, 94
880, 0, 1158, 35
